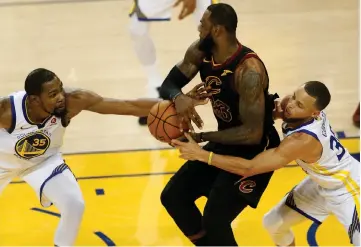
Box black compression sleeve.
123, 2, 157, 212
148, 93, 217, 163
159, 66, 191, 100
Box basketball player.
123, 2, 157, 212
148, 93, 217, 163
0, 68, 207, 246
128, 0, 219, 125
159, 3, 281, 246
173, 81, 360, 246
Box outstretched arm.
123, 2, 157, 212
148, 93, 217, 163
207, 139, 296, 176
0, 97, 12, 130
172, 132, 317, 176
66, 89, 160, 118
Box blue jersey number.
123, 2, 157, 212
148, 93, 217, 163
330, 134, 345, 161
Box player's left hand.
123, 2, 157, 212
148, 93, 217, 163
172, 133, 206, 161
186, 82, 212, 101
174, 0, 196, 20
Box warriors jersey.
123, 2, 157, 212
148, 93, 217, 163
282, 111, 359, 190
0, 91, 65, 170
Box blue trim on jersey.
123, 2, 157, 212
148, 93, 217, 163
22, 94, 32, 124
39, 163, 76, 207
7, 96, 16, 134
128, 12, 170, 21
296, 129, 319, 142
282, 118, 315, 134
22, 94, 52, 129
285, 201, 322, 225
285, 189, 322, 225
138, 17, 171, 21
349, 206, 360, 244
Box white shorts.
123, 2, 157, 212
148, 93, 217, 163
129, 0, 219, 21
285, 176, 360, 243
0, 154, 76, 207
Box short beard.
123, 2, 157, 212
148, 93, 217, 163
53, 108, 70, 127
198, 34, 215, 54
52, 108, 66, 118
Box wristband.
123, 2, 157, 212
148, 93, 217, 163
208, 152, 214, 165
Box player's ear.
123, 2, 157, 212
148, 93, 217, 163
312, 111, 321, 119
28, 95, 41, 105
213, 25, 221, 37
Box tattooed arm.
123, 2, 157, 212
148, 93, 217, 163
197, 58, 266, 145
159, 40, 208, 131
159, 40, 204, 100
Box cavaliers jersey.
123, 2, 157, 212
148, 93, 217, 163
199, 43, 273, 132
0, 91, 65, 170
282, 111, 359, 190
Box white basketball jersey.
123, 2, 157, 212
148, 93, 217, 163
282, 111, 359, 190
0, 91, 65, 170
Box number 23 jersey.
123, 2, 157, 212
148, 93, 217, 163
199, 43, 270, 132
282, 111, 359, 190
0, 91, 65, 169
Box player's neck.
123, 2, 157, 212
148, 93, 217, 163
26, 98, 51, 124
212, 37, 239, 64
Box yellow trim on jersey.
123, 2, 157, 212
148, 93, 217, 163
341, 176, 359, 217
24, 96, 36, 124
312, 164, 360, 190
211, 57, 222, 66
312, 163, 360, 216
129, 0, 136, 15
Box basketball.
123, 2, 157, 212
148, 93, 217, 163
147, 100, 188, 143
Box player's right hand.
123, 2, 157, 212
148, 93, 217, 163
273, 95, 291, 120
272, 98, 284, 120
174, 94, 203, 132
174, 0, 196, 20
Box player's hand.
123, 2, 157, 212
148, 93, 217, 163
174, 94, 204, 132
168, 134, 188, 147
186, 82, 212, 101
172, 133, 206, 161
174, 0, 196, 20
272, 98, 284, 120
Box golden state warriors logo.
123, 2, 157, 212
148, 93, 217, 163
15, 132, 50, 159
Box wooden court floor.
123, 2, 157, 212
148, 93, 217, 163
0, 0, 359, 246
0, 137, 358, 246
